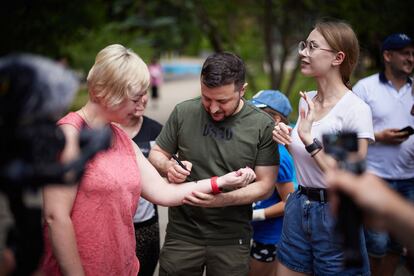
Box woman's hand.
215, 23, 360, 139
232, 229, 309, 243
217, 166, 256, 190
297, 91, 315, 145
273, 122, 292, 145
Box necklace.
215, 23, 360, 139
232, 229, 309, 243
81, 107, 92, 127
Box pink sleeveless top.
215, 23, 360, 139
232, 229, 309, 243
42, 112, 141, 275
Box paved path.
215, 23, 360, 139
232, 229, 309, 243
144, 75, 200, 125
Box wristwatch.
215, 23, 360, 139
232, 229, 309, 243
305, 138, 323, 153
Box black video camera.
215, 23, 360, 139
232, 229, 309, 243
0, 54, 112, 275
323, 132, 365, 268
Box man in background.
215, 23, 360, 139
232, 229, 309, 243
353, 33, 414, 276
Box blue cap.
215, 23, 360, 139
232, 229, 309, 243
381, 33, 413, 52
249, 90, 292, 117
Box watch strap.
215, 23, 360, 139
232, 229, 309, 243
305, 138, 322, 153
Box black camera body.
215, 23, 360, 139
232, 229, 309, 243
323, 132, 365, 268
0, 54, 111, 275
323, 132, 365, 175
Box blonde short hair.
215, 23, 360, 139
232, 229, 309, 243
87, 44, 150, 108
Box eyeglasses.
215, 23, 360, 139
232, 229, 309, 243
130, 91, 147, 103
298, 41, 336, 55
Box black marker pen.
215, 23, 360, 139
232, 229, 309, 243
171, 154, 195, 182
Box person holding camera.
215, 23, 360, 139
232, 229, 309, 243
41, 44, 256, 276
353, 33, 414, 276
272, 20, 374, 275
326, 169, 414, 276
326, 170, 414, 253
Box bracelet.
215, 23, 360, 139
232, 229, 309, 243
310, 148, 322, 157
210, 176, 221, 195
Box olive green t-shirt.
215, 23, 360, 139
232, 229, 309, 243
156, 97, 279, 245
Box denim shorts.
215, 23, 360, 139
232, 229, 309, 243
365, 178, 414, 257
276, 190, 370, 276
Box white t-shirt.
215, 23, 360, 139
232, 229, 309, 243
353, 73, 414, 179
290, 90, 374, 188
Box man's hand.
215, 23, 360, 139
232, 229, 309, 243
183, 191, 228, 207
182, 167, 256, 207
167, 160, 192, 183
375, 128, 409, 145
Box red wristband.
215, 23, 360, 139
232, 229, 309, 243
210, 176, 221, 195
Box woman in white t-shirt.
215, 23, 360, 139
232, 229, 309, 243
272, 20, 374, 276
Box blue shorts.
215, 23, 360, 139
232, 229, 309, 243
365, 178, 414, 257
277, 190, 370, 276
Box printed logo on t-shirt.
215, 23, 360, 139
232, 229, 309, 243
202, 123, 233, 140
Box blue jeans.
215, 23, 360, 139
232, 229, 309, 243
365, 178, 414, 257
277, 190, 370, 276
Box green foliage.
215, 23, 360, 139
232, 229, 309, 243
70, 87, 89, 111
61, 23, 154, 75
4, 0, 413, 117
0, 0, 109, 57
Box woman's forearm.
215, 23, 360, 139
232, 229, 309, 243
47, 219, 84, 276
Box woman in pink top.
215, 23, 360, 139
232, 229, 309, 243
41, 44, 256, 276
148, 57, 163, 100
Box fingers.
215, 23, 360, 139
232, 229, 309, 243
220, 166, 257, 190
181, 161, 193, 171
183, 191, 214, 206
236, 167, 256, 186
299, 107, 306, 120
279, 123, 292, 134
300, 91, 306, 101
167, 172, 186, 183
167, 164, 190, 183
273, 123, 292, 145
300, 91, 310, 110
183, 195, 201, 206
244, 167, 256, 183
272, 131, 292, 145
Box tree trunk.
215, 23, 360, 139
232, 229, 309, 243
194, 5, 225, 52
263, 0, 277, 89
285, 57, 300, 97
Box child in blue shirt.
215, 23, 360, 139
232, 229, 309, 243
248, 90, 296, 276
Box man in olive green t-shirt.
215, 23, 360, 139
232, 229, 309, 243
149, 52, 279, 276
